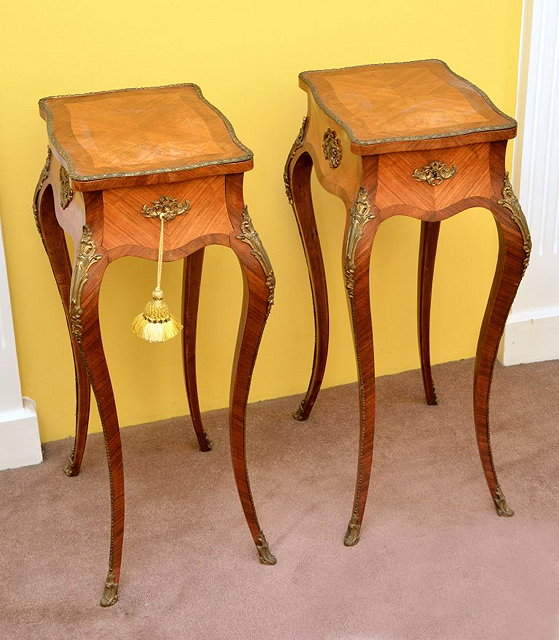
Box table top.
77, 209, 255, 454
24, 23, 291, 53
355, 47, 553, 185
39, 84, 253, 189
300, 59, 517, 154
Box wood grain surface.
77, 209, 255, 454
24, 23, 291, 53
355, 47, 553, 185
300, 60, 517, 154
40, 84, 253, 189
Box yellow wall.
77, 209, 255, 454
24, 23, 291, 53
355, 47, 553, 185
0, 0, 522, 443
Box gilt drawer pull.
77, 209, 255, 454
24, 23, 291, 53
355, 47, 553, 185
413, 161, 457, 186
141, 195, 191, 221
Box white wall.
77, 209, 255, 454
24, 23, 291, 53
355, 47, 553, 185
501, 0, 559, 365
0, 220, 42, 469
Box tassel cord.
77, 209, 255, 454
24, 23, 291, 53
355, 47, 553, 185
131, 209, 182, 343
156, 215, 165, 292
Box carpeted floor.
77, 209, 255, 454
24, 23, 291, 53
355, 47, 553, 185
1, 359, 558, 640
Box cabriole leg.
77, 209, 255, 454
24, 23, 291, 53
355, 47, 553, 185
284, 124, 329, 421
182, 248, 212, 451
474, 178, 531, 517
417, 220, 440, 406
342, 188, 380, 546
69, 218, 124, 606
34, 173, 91, 477
227, 181, 276, 565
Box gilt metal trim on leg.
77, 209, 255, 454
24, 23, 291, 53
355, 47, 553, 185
498, 172, 531, 275
236, 207, 276, 317
284, 117, 308, 205
344, 188, 375, 298
292, 399, 308, 421
493, 486, 514, 517
203, 433, 214, 451
32, 148, 52, 239
256, 532, 277, 565
344, 513, 361, 546
64, 456, 79, 477
100, 570, 119, 607
70, 226, 102, 343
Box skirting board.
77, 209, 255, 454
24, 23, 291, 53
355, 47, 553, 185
500, 305, 559, 366
0, 397, 42, 470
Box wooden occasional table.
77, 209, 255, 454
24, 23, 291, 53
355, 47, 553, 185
284, 60, 531, 546
34, 84, 277, 606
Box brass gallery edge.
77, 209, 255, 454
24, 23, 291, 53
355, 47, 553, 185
299, 59, 517, 148
39, 83, 253, 184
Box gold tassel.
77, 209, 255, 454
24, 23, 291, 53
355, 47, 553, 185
132, 214, 182, 343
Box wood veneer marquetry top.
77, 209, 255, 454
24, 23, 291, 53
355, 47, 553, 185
300, 60, 517, 154
39, 84, 253, 189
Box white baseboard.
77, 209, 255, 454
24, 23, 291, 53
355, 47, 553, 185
500, 305, 559, 366
0, 397, 42, 470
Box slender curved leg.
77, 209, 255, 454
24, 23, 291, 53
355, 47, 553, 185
182, 248, 212, 451
35, 176, 91, 477
285, 142, 329, 421
81, 266, 125, 607
68, 212, 124, 606
417, 221, 440, 406
227, 182, 276, 565
342, 188, 380, 546
474, 182, 531, 518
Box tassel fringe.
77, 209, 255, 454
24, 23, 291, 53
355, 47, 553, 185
132, 288, 182, 343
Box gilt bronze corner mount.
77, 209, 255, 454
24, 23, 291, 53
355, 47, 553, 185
322, 128, 342, 169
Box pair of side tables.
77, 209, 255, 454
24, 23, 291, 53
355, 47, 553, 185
34, 60, 530, 606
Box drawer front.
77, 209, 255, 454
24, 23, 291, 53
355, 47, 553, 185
375, 143, 493, 214
101, 176, 232, 254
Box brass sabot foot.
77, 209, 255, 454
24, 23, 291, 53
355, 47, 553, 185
292, 399, 308, 422
256, 533, 277, 565
427, 386, 438, 406
344, 514, 361, 547
202, 433, 214, 451
100, 571, 119, 607
494, 487, 514, 517
63, 457, 79, 477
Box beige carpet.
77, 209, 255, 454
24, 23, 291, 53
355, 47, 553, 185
1, 359, 558, 640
